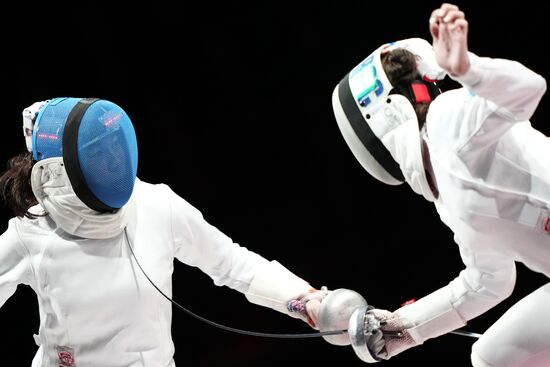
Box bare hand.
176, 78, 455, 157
429, 3, 470, 76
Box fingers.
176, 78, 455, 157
370, 310, 406, 333
429, 18, 440, 39
430, 10, 464, 26
436, 3, 460, 17
451, 18, 468, 34
438, 21, 450, 46
429, 3, 464, 26
300, 288, 329, 304
440, 3, 460, 12
429, 4, 457, 23
305, 299, 321, 329
369, 308, 393, 321
443, 10, 465, 25
430, 3, 467, 44
367, 330, 386, 356
441, 15, 468, 44
295, 288, 329, 329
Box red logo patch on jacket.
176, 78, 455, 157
56, 346, 75, 367
543, 217, 550, 235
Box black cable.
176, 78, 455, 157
124, 229, 347, 339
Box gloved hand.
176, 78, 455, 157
364, 308, 418, 361
287, 286, 331, 329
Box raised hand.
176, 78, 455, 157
429, 3, 470, 77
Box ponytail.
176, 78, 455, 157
0, 152, 40, 218
382, 49, 430, 127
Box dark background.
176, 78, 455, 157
1, 1, 549, 366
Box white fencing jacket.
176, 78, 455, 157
398, 53, 549, 343
0, 180, 311, 366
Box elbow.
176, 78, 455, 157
488, 274, 516, 302
452, 264, 517, 319
524, 72, 547, 105
506, 73, 547, 121
474, 265, 517, 305
538, 76, 547, 101
531, 73, 547, 101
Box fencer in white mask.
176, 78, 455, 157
332, 3, 550, 367
1, 97, 330, 366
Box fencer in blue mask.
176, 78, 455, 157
30, 97, 138, 238
2, 97, 330, 366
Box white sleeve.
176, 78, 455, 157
0, 220, 33, 308
169, 188, 312, 315
451, 52, 546, 121
170, 192, 270, 293
396, 238, 516, 344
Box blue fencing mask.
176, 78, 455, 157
32, 97, 138, 212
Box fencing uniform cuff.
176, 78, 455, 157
396, 286, 466, 344
245, 260, 312, 315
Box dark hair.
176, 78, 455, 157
381, 48, 430, 127
0, 152, 40, 219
